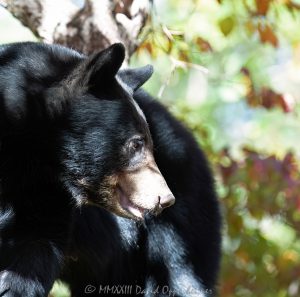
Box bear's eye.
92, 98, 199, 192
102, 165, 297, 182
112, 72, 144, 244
129, 138, 144, 154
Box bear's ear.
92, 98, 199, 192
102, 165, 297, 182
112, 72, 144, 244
73, 43, 126, 88
117, 65, 153, 92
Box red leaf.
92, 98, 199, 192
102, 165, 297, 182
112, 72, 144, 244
255, 0, 272, 15
258, 23, 279, 47
195, 37, 213, 52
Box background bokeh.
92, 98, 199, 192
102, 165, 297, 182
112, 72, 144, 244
1, 0, 300, 296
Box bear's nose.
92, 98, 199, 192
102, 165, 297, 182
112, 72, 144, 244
159, 194, 175, 209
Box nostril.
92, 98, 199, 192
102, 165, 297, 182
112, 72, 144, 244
159, 194, 175, 209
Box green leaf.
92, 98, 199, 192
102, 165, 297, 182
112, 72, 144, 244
219, 16, 235, 36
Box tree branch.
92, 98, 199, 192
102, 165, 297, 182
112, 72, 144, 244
1, 0, 151, 60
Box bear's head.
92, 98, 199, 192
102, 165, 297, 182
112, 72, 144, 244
55, 43, 175, 220
0, 42, 175, 220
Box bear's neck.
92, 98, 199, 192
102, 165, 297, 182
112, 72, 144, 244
0, 137, 72, 213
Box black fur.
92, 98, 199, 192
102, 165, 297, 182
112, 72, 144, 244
0, 42, 221, 297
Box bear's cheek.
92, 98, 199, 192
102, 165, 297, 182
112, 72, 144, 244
74, 155, 175, 220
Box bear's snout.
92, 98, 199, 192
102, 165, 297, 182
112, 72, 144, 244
115, 156, 175, 220
159, 193, 175, 209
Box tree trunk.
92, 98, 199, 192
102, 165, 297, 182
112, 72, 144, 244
0, 0, 151, 60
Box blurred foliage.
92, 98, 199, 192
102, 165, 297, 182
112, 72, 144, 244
132, 0, 300, 296
1, 0, 300, 296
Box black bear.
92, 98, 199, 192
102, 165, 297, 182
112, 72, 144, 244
0, 42, 221, 297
